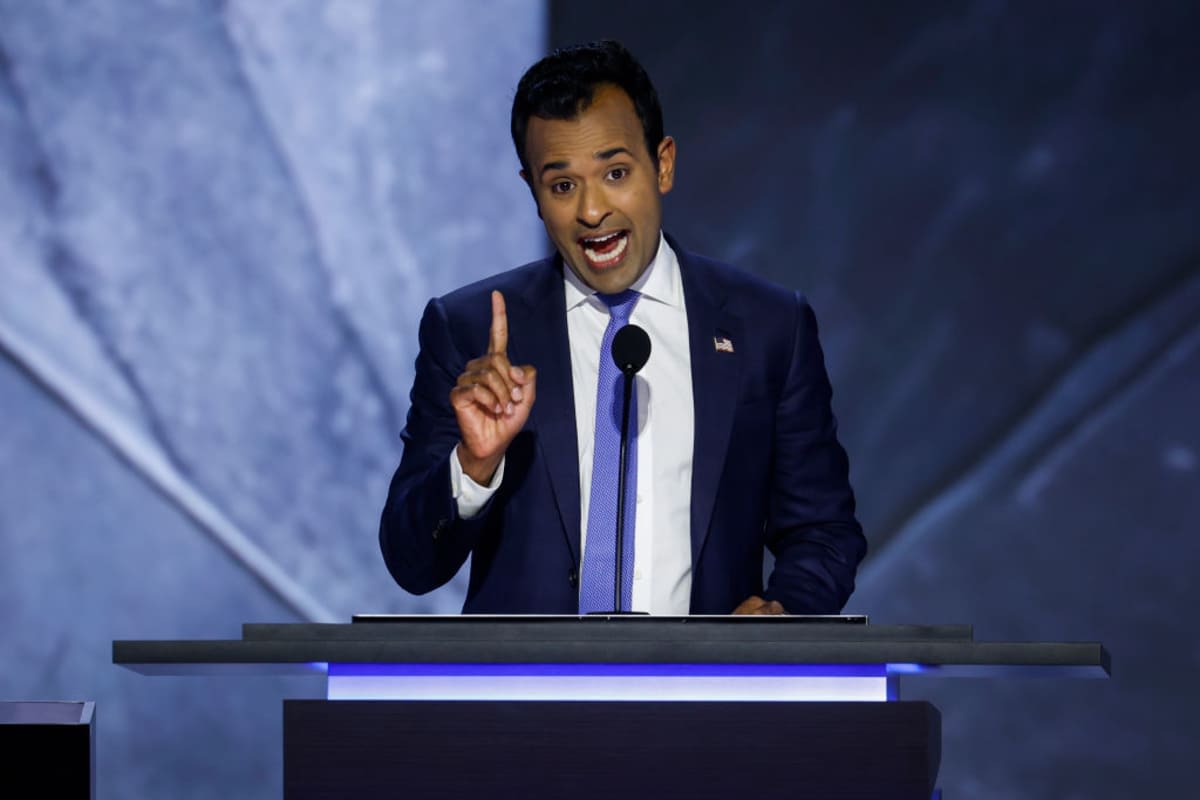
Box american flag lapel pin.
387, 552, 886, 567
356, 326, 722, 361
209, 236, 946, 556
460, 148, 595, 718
713, 335, 734, 353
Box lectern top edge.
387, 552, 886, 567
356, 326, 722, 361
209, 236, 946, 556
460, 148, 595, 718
239, 619, 976, 644
349, 614, 869, 623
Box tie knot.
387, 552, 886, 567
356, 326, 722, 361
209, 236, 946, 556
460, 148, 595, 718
598, 289, 640, 324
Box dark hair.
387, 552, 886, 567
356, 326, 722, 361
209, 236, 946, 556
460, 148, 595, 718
511, 40, 664, 176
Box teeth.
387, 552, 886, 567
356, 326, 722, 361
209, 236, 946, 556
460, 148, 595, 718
583, 231, 621, 245
583, 232, 628, 265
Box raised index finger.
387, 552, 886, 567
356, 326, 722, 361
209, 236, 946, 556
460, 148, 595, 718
488, 290, 508, 355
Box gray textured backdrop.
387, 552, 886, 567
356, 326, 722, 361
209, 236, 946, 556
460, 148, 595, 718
1, 1, 542, 796
2, 0, 1197, 797
552, 1, 1200, 797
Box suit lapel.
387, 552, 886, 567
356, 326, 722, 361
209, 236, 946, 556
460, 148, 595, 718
678, 247, 743, 569
509, 257, 582, 565
504, 244, 743, 572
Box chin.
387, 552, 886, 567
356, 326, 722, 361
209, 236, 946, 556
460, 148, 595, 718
587, 270, 638, 295
588, 259, 648, 294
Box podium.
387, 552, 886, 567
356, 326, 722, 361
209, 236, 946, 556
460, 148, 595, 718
114, 617, 1109, 799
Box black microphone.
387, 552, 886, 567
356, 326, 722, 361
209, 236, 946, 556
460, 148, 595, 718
612, 324, 651, 375
609, 324, 651, 613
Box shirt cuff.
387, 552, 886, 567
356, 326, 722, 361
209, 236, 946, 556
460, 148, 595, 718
450, 447, 505, 519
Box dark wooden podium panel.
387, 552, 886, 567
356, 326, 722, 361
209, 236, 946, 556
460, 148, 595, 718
284, 700, 940, 800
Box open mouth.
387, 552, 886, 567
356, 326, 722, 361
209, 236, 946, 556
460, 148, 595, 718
579, 230, 629, 268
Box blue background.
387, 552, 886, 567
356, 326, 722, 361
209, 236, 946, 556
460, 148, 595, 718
2, 1, 1197, 796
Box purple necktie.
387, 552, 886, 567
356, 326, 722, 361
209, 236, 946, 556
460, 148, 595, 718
579, 290, 641, 613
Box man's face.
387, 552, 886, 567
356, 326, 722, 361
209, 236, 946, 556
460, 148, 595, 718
521, 84, 675, 295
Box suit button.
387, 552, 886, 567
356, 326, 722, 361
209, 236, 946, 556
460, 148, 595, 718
568, 569, 578, 588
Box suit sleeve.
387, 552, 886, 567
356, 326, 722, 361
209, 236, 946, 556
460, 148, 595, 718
379, 297, 495, 595
762, 293, 868, 613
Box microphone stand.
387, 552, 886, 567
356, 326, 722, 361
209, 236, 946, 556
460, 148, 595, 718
614, 368, 636, 614
591, 321, 649, 616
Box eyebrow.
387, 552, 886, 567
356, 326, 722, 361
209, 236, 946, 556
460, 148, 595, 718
596, 146, 633, 161
539, 147, 634, 176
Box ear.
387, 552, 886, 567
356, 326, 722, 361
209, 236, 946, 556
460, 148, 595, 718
519, 169, 544, 220
656, 136, 676, 194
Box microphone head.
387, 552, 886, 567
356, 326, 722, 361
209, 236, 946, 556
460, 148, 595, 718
611, 324, 651, 375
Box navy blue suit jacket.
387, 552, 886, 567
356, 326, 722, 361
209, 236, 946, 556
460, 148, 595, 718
380, 240, 866, 614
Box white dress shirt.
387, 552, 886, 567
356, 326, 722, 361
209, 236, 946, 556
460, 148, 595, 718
452, 233, 694, 614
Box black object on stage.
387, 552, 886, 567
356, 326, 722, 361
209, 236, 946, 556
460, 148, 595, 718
609, 323, 651, 614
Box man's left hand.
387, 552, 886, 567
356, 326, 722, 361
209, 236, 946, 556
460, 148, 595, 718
732, 596, 786, 615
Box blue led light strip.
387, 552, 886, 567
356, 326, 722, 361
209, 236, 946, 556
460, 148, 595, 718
325, 663, 906, 702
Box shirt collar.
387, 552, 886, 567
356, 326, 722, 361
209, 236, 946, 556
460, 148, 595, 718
563, 232, 683, 312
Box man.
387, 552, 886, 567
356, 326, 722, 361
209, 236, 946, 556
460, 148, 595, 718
380, 40, 866, 615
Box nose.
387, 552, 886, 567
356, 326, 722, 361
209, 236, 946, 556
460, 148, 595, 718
575, 182, 611, 228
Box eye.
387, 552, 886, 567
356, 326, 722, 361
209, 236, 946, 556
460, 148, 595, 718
607, 167, 628, 181
549, 180, 574, 195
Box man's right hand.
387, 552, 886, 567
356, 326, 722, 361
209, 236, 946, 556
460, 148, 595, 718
450, 290, 537, 485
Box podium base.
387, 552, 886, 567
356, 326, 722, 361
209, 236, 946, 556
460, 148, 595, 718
284, 700, 940, 799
